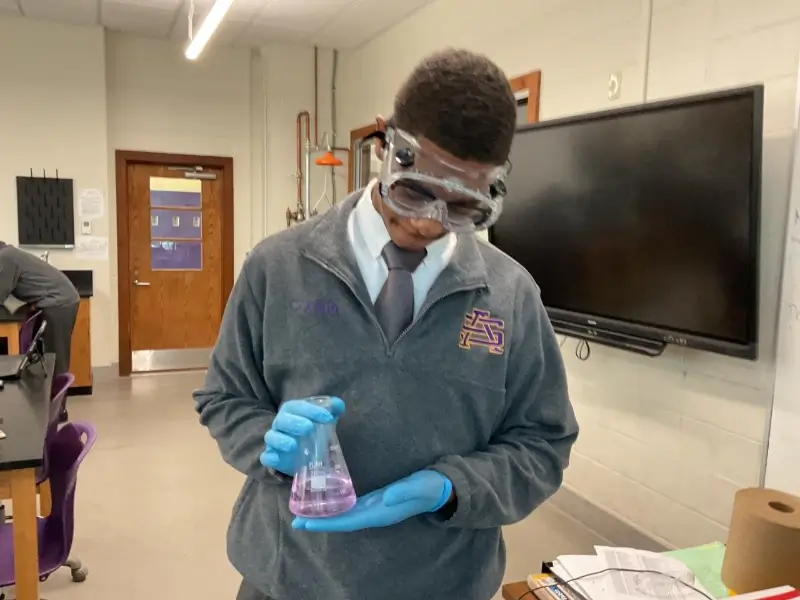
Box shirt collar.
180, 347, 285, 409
353, 179, 457, 264
302, 190, 488, 291
354, 180, 391, 261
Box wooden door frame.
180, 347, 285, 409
346, 69, 542, 192
509, 70, 542, 124
115, 150, 235, 377
348, 122, 381, 192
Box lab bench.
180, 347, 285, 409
0, 269, 93, 395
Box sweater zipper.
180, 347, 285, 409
305, 253, 486, 354
390, 284, 486, 351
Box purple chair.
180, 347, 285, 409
2, 374, 74, 525
48, 374, 74, 436
38, 373, 75, 489
0, 422, 95, 592
17, 310, 42, 353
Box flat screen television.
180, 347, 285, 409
489, 86, 763, 359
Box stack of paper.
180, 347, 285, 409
546, 546, 713, 600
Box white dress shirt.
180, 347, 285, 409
347, 180, 457, 318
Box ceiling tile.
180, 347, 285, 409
255, 0, 352, 33
102, 0, 177, 37
313, 0, 435, 48
171, 0, 261, 23
201, 17, 249, 44
227, 0, 264, 21
116, 0, 182, 8
168, 1, 253, 43
21, 0, 99, 25
168, 0, 202, 39
189, 19, 250, 45
12, 0, 440, 49
240, 21, 311, 46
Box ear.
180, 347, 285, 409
373, 116, 387, 160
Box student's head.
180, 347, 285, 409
371, 48, 517, 251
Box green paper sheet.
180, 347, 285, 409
664, 542, 728, 598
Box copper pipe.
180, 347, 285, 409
293, 48, 320, 214
313, 46, 319, 146
296, 111, 311, 206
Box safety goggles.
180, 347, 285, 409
367, 126, 509, 233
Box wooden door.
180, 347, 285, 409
348, 123, 380, 193
126, 165, 224, 371
509, 71, 541, 124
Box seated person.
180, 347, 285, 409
0, 242, 79, 417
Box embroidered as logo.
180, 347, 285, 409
458, 309, 505, 355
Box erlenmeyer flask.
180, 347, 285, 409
289, 396, 357, 518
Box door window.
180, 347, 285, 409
148, 177, 203, 271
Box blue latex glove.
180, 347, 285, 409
292, 470, 453, 532
260, 397, 345, 476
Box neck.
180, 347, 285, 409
370, 182, 392, 231
370, 182, 382, 212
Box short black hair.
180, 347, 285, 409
392, 48, 517, 165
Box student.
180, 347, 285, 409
194, 48, 579, 600
0, 242, 79, 379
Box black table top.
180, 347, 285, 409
0, 354, 53, 471
62, 270, 93, 298
0, 306, 27, 324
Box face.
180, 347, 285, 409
370, 117, 500, 252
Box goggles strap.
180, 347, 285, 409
361, 130, 387, 145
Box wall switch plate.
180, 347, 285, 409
608, 72, 622, 100
81, 220, 92, 234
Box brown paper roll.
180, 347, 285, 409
721, 487, 800, 593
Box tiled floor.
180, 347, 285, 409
23, 370, 605, 600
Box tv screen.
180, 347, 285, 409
490, 86, 763, 359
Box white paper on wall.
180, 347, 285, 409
78, 188, 104, 221
75, 235, 108, 261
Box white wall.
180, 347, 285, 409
0, 18, 113, 365
261, 44, 348, 237
1, 19, 337, 367
106, 33, 254, 267
337, 0, 800, 548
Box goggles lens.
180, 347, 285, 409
384, 178, 495, 230
377, 127, 508, 232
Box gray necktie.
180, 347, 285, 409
375, 242, 427, 344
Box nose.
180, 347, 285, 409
407, 217, 440, 233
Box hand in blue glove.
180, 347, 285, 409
292, 470, 453, 532
260, 397, 345, 476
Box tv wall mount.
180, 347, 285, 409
551, 319, 667, 358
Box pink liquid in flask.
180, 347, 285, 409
289, 396, 357, 518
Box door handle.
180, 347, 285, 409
133, 280, 151, 287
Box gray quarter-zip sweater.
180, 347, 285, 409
194, 192, 578, 600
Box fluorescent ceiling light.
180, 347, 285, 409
185, 0, 235, 61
